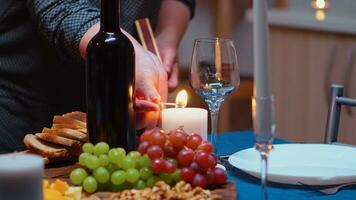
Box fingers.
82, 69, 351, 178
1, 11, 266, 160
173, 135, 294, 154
135, 100, 160, 130
158, 69, 168, 102
135, 99, 160, 113
168, 62, 179, 90
162, 49, 176, 73
136, 111, 159, 130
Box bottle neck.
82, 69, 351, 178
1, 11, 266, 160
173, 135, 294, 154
100, 0, 120, 33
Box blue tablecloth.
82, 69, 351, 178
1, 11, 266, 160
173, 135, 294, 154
218, 131, 356, 200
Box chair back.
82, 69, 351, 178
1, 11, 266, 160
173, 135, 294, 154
325, 84, 356, 144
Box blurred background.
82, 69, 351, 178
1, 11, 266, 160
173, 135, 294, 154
170, 0, 356, 144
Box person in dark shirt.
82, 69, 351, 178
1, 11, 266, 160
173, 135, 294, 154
0, 0, 195, 153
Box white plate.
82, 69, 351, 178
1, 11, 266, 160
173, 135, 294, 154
228, 144, 356, 185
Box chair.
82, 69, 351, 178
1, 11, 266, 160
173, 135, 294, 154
324, 84, 356, 144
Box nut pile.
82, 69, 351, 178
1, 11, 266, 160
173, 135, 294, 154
84, 181, 222, 200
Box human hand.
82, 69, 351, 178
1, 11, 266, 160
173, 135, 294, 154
156, 40, 179, 91
127, 34, 168, 129
80, 23, 168, 129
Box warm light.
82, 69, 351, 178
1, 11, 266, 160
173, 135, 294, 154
315, 10, 326, 21
311, 0, 329, 10
176, 90, 188, 108
252, 97, 256, 120
315, 0, 326, 9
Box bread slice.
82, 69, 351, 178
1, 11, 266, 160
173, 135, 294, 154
63, 111, 86, 123
53, 115, 86, 129
36, 132, 81, 148
42, 128, 87, 142
24, 134, 68, 158
52, 124, 87, 133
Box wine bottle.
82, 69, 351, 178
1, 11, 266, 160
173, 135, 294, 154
86, 0, 136, 150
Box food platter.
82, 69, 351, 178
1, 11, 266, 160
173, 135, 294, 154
44, 164, 237, 200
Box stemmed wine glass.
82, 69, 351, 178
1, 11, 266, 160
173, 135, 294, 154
252, 96, 275, 199
190, 38, 240, 157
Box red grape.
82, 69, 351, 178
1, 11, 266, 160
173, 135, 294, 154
151, 158, 166, 173
189, 162, 204, 174
166, 158, 178, 167
195, 152, 216, 169
213, 168, 227, 184
192, 173, 207, 188
164, 160, 176, 174
147, 145, 163, 159
180, 167, 195, 183
186, 134, 202, 150
169, 129, 187, 149
205, 169, 215, 185
139, 130, 152, 142
164, 144, 179, 158
197, 141, 214, 153
148, 130, 166, 147
177, 149, 194, 167
137, 141, 150, 154
211, 153, 218, 163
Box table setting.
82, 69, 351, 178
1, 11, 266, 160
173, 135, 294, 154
1, 0, 356, 200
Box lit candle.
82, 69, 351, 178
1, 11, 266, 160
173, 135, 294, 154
0, 153, 44, 200
162, 90, 208, 139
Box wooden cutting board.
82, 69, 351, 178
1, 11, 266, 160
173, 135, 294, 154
45, 164, 237, 200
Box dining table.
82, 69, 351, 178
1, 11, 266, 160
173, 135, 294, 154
218, 131, 356, 200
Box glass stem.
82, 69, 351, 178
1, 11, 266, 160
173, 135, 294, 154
260, 152, 269, 200
207, 98, 223, 155
210, 110, 219, 153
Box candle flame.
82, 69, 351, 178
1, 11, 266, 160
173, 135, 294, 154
176, 90, 188, 108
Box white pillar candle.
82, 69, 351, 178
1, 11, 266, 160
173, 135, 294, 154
0, 154, 44, 200
162, 108, 208, 139
253, 0, 272, 97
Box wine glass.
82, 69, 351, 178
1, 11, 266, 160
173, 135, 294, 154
252, 96, 275, 200
190, 38, 240, 157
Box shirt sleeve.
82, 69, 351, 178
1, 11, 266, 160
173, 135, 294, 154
176, 0, 196, 18
26, 0, 100, 62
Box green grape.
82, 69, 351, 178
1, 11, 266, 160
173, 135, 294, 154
82, 143, 94, 153
83, 176, 98, 193
106, 163, 117, 174
133, 179, 146, 190
137, 154, 151, 168
116, 147, 126, 155
120, 156, 136, 170
78, 152, 91, 166
146, 176, 159, 187
125, 168, 140, 183
128, 151, 141, 159
99, 154, 109, 166
171, 169, 180, 182
159, 173, 172, 184
139, 167, 153, 180
87, 155, 100, 170
70, 168, 88, 185
108, 149, 125, 165
93, 142, 110, 156
111, 170, 126, 185
93, 167, 110, 184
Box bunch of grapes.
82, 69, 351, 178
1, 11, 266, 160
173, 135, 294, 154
70, 142, 169, 193
138, 128, 227, 189
70, 128, 227, 193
